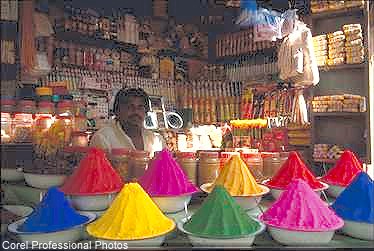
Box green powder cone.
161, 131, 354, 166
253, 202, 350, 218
184, 185, 261, 238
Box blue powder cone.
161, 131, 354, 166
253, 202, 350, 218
19, 187, 89, 232
331, 172, 374, 224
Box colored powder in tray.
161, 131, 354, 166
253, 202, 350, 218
86, 183, 175, 240
139, 149, 198, 196
60, 148, 123, 195
265, 151, 324, 190
19, 187, 88, 233
331, 172, 374, 224
207, 155, 264, 196
260, 179, 344, 231
321, 150, 363, 186
184, 185, 261, 238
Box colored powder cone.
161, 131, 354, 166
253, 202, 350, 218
139, 149, 199, 196
259, 179, 344, 231
331, 172, 374, 224
19, 187, 89, 233
265, 151, 324, 189
207, 155, 264, 196
321, 150, 363, 186
60, 148, 123, 195
86, 183, 175, 240
184, 185, 261, 238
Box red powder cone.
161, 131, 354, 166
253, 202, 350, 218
60, 148, 123, 195
265, 151, 324, 189
321, 150, 363, 186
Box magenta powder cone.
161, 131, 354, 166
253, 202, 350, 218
139, 149, 199, 196
259, 179, 344, 231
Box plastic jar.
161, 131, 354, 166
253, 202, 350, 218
219, 151, 240, 171
71, 132, 88, 147
13, 100, 36, 143
176, 151, 198, 185
110, 148, 131, 182
198, 151, 220, 186
56, 100, 73, 116
241, 152, 264, 182
130, 150, 150, 181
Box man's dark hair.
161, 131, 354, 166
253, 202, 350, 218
113, 88, 150, 117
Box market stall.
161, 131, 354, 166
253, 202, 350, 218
1, 0, 373, 249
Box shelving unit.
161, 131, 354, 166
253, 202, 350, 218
310, 2, 371, 164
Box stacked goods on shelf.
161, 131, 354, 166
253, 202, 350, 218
0, 0, 18, 21
312, 94, 366, 113
216, 28, 276, 58
1, 40, 16, 64
327, 31, 345, 66
287, 123, 311, 146
313, 144, 344, 160
311, 0, 364, 13
313, 35, 328, 66
343, 24, 365, 64
117, 14, 139, 45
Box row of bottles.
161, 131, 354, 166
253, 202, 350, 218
216, 27, 277, 58
177, 81, 243, 124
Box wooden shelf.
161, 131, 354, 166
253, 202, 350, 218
215, 47, 277, 64
318, 62, 366, 72
312, 112, 366, 117
311, 6, 364, 19
157, 48, 207, 61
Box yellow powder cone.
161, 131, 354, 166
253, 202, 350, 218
86, 183, 175, 240
208, 155, 264, 196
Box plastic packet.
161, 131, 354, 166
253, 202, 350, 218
253, 8, 283, 42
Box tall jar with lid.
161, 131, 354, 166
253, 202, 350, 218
130, 150, 150, 181
35, 101, 55, 133
198, 151, 220, 186
176, 152, 198, 185
13, 100, 36, 143
262, 152, 289, 179
110, 148, 131, 182
56, 100, 74, 144
1, 98, 15, 143
241, 152, 264, 182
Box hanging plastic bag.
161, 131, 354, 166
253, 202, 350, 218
236, 0, 258, 27
253, 8, 283, 42
280, 9, 298, 38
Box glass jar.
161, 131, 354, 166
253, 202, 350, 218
130, 150, 150, 181
110, 148, 131, 182
56, 100, 73, 116
71, 132, 88, 147
1, 99, 15, 143
176, 151, 198, 185
198, 151, 220, 186
35, 101, 55, 133
241, 152, 264, 182
13, 100, 36, 143
262, 152, 289, 179
55, 114, 73, 144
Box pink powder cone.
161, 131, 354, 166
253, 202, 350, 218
139, 149, 199, 196
259, 179, 344, 231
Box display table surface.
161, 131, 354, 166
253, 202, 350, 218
1, 182, 373, 249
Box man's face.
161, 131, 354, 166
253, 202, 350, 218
118, 96, 146, 128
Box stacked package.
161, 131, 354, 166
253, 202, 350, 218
313, 35, 328, 66
313, 144, 344, 160
344, 0, 365, 8
343, 24, 365, 64
327, 31, 345, 66
312, 94, 366, 113
287, 123, 312, 146
311, 0, 364, 13
310, 0, 329, 13
328, 0, 345, 10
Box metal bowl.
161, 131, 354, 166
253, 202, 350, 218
7, 212, 96, 244
177, 217, 265, 247
326, 184, 346, 198
92, 220, 176, 247
1, 168, 24, 182
200, 183, 270, 211
341, 220, 374, 241
152, 194, 192, 213
67, 193, 117, 211
23, 173, 67, 189
1, 205, 33, 235
267, 226, 336, 246
269, 182, 329, 200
